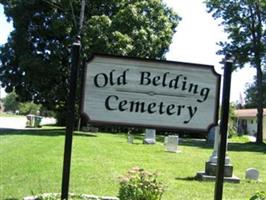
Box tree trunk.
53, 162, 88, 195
256, 65, 263, 144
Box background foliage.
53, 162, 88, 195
0, 0, 180, 124
245, 71, 266, 108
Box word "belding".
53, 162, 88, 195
93, 69, 210, 103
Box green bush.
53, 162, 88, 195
118, 167, 165, 200
19, 102, 41, 115
250, 191, 266, 200
3, 91, 19, 113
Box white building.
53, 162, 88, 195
235, 108, 266, 139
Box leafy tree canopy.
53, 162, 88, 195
205, 0, 266, 69
0, 0, 180, 114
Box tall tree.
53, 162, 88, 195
245, 71, 266, 108
205, 0, 266, 143
0, 0, 180, 124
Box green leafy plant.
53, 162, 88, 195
250, 191, 266, 200
19, 102, 42, 115
118, 167, 165, 200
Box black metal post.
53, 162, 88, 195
61, 38, 81, 200
77, 60, 86, 131
214, 59, 233, 200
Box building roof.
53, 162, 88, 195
235, 108, 266, 118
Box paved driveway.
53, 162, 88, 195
0, 116, 27, 129
0, 116, 56, 129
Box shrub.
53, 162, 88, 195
118, 167, 165, 200
3, 91, 19, 113
250, 191, 266, 200
19, 102, 41, 115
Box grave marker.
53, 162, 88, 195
165, 135, 180, 153
143, 129, 156, 144
245, 168, 259, 180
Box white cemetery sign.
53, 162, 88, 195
82, 54, 220, 132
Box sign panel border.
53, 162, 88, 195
81, 53, 221, 133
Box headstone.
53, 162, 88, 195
128, 133, 134, 144
196, 125, 240, 183
165, 135, 180, 153
143, 129, 156, 144
245, 168, 259, 180
208, 126, 231, 165
81, 124, 98, 132
164, 136, 168, 145
207, 126, 216, 145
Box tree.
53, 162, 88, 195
245, 71, 266, 108
0, 0, 180, 124
205, 0, 266, 143
2, 91, 19, 113
228, 103, 237, 137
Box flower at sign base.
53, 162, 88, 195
118, 167, 165, 200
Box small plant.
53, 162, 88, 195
118, 167, 165, 200
250, 191, 266, 200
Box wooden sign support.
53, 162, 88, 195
61, 38, 81, 200
214, 59, 233, 200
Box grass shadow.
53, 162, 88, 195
175, 176, 197, 181
4, 198, 19, 200
74, 131, 98, 137
179, 138, 266, 154
0, 128, 65, 136
228, 142, 266, 153
2, 129, 264, 153
0, 129, 97, 138
179, 138, 212, 149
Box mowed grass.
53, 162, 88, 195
0, 129, 266, 200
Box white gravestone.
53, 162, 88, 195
127, 130, 134, 144
208, 126, 230, 165
245, 168, 259, 180
165, 135, 180, 153
128, 134, 134, 144
164, 136, 168, 145
143, 129, 156, 144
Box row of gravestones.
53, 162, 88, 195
129, 129, 259, 183
82, 126, 260, 182
128, 129, 180, 153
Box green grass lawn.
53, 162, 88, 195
0, 129, 265, 200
